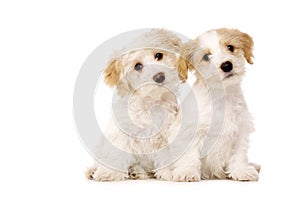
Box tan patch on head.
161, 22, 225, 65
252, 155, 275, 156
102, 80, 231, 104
217, 28, 254, 64
104, 58, 123, 87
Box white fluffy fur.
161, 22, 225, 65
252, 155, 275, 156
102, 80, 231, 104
179, 28, 260, 181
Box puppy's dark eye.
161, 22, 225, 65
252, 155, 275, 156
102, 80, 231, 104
155, 52, 163, 61
227, 45, 234, 52
134, 63, 143, 71
203, 54, 210, 61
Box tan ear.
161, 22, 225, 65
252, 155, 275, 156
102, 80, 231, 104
177, 40, 197, 82
177, 56, 189, 82
103, 58, 122, 87
240, 32, 254, 64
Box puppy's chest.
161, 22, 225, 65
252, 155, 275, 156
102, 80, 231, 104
127, 101, 179, 149
128, 102, 177, 128
220, 96, 244, 136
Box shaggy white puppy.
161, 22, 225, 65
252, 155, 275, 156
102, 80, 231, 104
86, 29, 187, 181
178, 28, 260, 181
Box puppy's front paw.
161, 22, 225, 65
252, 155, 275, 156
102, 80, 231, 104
85, 166, 97, 180
90, 166, 127, 181
128, 165, 150, 180
155, 168, 173, 181
227, 165, 259, 181
171, 167, 201, 182
156, 167, 201, 182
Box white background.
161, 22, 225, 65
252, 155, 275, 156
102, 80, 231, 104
1, 0, 299, 199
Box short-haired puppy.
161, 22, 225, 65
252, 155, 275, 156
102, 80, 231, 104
179, 28, 260, 181
86, 29, 184, 181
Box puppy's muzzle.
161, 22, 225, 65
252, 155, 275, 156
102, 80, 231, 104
220, 61, 233, 72
153, 72, 165, 83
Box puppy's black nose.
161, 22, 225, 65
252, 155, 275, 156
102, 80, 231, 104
153, 72, 165, 83
220, 61, 233, 72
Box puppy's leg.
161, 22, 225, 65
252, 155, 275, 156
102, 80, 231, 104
172, 148, 202, 182
155, 132, 203, 182
86, 138, 130, 181
226, 136, 259, 181
87, 162, 128, 181
156, 147, 201, 182
226, 110, 260, 181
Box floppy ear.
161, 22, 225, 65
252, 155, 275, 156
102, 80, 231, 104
104, 57, 130, 96
177, 40, 198, 82
238, 31, 254, 64
103, 58, 122, 87
177, 56, 189, 82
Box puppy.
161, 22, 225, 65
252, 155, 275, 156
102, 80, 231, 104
178, 28, 260, 181
86, 29, 184, 181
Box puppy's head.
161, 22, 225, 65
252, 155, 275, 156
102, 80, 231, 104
104, 29, 182, 97
179, 28, 254, 86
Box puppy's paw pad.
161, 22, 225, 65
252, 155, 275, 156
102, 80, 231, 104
228, 165, 259, 181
